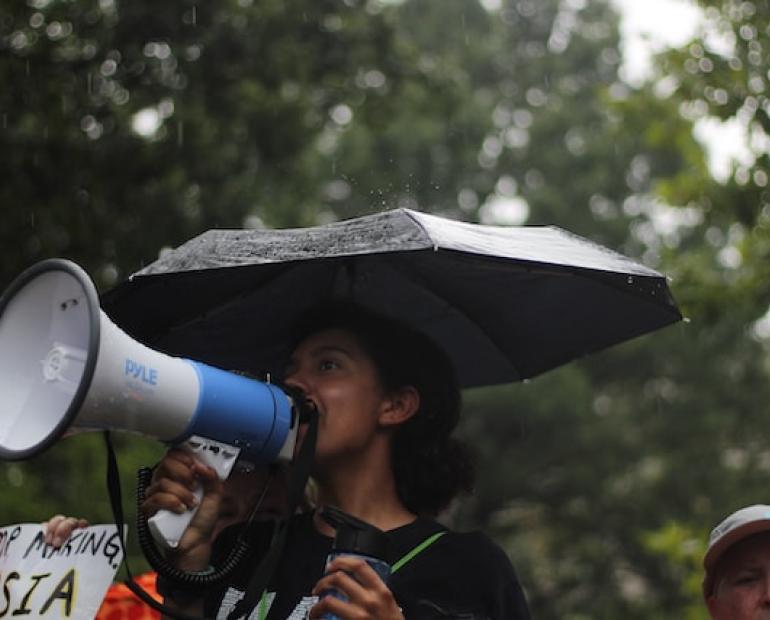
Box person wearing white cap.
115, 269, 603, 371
703, 504, 770, 619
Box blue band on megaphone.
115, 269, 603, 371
182, 361, 292, 463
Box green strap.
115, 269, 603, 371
257, 590, 269, 620
391, 531, 446, 574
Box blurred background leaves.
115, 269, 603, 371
2, 0, 770, 617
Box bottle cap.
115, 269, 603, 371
321, 506, 390, 562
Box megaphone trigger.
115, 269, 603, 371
147, 435, 242, 549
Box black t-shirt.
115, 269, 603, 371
204, 512, 530, 619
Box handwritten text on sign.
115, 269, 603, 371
0, 523, 123, 618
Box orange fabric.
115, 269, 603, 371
96, 571, 161, 620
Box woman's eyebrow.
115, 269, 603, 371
729, 563, 763, 578
309, 344, 353, 357
739, 562, 763, 572
284, 345, 353, 373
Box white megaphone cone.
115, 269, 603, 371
0, 259, 300, 548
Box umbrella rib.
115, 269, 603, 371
378, 251, 523, 382
403, 210, 438, 250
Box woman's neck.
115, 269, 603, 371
311, 458, 416, 536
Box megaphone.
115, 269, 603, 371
0, 259, 300, 547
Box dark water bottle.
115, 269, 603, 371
320, 506, 391, 620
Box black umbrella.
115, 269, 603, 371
102, 209, 681, 388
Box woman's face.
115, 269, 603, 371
284, 327, 390, 469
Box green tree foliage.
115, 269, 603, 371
650, 0, 770, 315
497, 0, 770, 617
2, 0, 767, 617
0, 0, 408, 289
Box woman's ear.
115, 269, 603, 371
379, 385, 420, 427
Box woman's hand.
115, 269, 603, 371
140, 448, 224, 569
42, 515, 89, 548
310, 556, 404, 619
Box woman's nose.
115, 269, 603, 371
283, 368, 311, 398
281, 373, 317, 423
283, 372, 302, 391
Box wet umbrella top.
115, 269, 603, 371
102, 209, 681, 388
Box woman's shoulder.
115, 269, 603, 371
437, 526, 518, 574
444, 528, 513, 559
391, 519, 516, 576
390, 520, 530, 619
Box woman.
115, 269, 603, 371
143, 303, 530, 619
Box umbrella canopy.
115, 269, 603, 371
102, 209, 681, 388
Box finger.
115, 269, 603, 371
46, 516, 89, 548
141, 482, 199, 517
43, 515, 66, 544
187, 477, 225, 528
148, 475, 202, 505
162, 448, 197, 467
53, 518, 88, 546
324, 556, 389, 591
312, 558, 401, 618
141, 493, 194, 517
310, 590, 404, 620
309, 593, 354, 619
312, 569, 369, 604
190, 461, 221, 487
152, 454, 198, 490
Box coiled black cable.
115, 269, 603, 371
135, 466, 253, 587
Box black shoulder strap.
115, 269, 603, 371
227, 413, 318, 619
104, 431, 207, 620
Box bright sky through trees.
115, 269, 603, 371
613, 0, 753, 181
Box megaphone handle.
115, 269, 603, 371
147, 436, 241, 549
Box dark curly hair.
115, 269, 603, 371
290, 302, 474, 516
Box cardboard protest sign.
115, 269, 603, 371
0, 523, 123, 619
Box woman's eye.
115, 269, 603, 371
734, 573, 760, 586
319, 359, 339, 371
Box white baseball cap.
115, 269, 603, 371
703, 504, 770, 597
